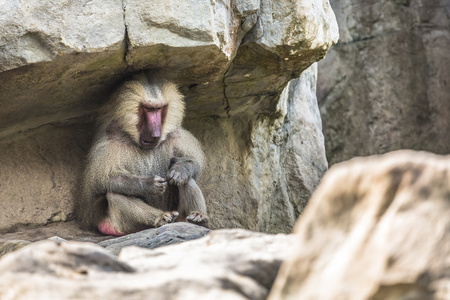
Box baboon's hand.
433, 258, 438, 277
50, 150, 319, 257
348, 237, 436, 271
154, 211, 179, 227
166, 167, 189, 185
187, 211, 208, 227
152, 175, 168, 195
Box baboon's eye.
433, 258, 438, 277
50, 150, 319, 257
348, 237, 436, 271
143, 105, 161, 112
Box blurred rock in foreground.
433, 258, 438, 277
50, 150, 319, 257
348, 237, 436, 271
269, 150, 450, 300
0, 226, 294, 300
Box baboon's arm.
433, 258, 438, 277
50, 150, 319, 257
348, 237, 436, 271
106, 173, 167, 198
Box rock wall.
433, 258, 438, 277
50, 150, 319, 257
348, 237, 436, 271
0, 0, 338, 232
0, 120, 92, 228
318, 0, 450, 165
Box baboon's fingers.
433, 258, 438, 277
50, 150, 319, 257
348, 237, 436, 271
154, 175, 167, 183
156, 181, 168, 188
167, 170, 188, 185
152, 176, 168, 194
166, 170, 177, 182
163, 211, 179, 222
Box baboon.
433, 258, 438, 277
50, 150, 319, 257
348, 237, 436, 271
77, 72, 208, 236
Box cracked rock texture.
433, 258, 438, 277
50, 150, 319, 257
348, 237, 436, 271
269, 150, 450, 300
0, 0, 338, 232
0, 223, 210, 259
99, 223, 211, 255
317, 0, 450, 165
0, 227, 294, 300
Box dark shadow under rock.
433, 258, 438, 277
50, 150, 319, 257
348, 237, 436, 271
98, 223, 211, 255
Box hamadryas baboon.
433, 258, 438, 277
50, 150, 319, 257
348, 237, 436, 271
77, 72, 208, 236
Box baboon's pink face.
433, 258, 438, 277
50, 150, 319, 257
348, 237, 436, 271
137, 103, 168, 149
116, 74, 184, 149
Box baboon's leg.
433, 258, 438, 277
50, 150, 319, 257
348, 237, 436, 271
99, 192, 178, 236
177, 178, 208, 226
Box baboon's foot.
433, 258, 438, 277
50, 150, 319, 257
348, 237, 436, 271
187, 211, 208, 227
154, 211, 179, 227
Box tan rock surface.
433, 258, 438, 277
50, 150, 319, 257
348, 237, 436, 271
269, 150, 450, 300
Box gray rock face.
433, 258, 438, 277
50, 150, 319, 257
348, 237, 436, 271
0, 0, 338, 233
268, 150, 450, 300
318, 0, 450, 165
246, 64, 328, 232
0, 0, 126, 136
99, 223, 211, 255
0, 0, 125, 71
0, 227, 295, 300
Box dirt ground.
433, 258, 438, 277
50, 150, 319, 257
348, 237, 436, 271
0, 221, 112, 243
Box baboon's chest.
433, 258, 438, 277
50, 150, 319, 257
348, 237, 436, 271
125, 144, 174, 177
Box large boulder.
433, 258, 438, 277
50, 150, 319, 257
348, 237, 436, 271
0, 228, 294, 300
318, 0, 450, 165
268, 150, 450, 300
0, 0, 338, 233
